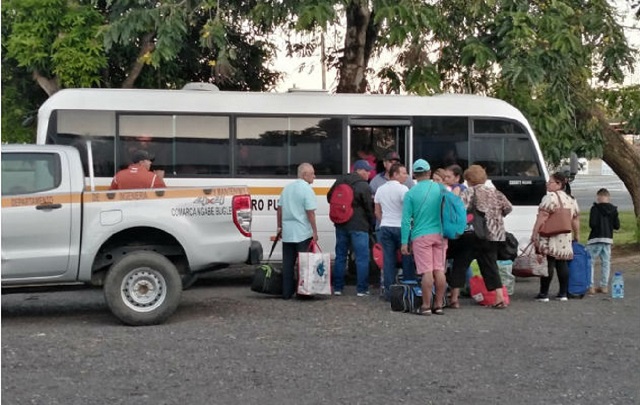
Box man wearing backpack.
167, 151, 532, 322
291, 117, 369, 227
328, 160, 375, 296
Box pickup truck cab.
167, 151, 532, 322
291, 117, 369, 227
1, 144, 261, 325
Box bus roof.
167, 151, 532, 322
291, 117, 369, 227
38, 88, 530, 123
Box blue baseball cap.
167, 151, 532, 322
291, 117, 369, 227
413, 159, 431, 173
353, 160, 374, 171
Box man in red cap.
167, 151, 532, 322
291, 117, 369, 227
110, 150, 166, 190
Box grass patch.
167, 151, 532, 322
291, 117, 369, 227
580, 210, 639, 255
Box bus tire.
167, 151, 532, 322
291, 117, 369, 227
104, 251, 182, 326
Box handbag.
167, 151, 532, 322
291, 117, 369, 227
512, 242, 548, 277
297, 241, 332, 295
468, 188, 488, 240
497, 232, 518, 261
539, 191, 572, 237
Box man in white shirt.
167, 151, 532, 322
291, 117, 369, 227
374, 163, 416, 300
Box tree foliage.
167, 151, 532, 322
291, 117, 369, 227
2, 0, 281, 142
250, 0, 640, 239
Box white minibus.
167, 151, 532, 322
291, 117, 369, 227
37, 87, 548, 260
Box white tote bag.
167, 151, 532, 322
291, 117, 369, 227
297, 242, 332, 295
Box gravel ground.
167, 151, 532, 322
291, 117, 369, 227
2, 254, 639, 405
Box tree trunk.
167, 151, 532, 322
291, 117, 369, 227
337, 2, 377, 94
121, 32, 156, 89
600, 117, 640, 241
33, 71, 59, 96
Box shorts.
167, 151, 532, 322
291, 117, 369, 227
412, 234, 448, 274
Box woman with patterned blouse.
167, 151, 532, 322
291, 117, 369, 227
448, 165, 513, 308
531, 172, 580, 302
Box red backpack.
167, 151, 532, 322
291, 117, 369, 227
329, 183, 354, 224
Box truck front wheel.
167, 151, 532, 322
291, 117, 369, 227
104, 251, 182, 326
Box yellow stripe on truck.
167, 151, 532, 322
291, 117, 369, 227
1, 193, 82, 208
2, 187, 250, 208
85, 186, 249, 203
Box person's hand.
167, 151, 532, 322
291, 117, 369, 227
312, 232, 318, 242
401, 244, 410, 255
154, 169, 165, 179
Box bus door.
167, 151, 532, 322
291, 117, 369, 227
348, 119, 412, 177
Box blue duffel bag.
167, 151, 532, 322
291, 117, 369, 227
568, 241, 592, 298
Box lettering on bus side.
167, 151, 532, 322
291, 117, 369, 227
251, 198, 279, 211
508, 180, 533, 185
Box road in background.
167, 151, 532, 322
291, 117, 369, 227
571, 174, 632, 212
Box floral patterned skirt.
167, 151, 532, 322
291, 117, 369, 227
535, 233, 574, 260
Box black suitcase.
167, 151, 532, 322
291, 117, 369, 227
251, 233, 283, 295
389, 281, 423, 313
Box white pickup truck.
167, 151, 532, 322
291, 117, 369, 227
1, 144, 262, 325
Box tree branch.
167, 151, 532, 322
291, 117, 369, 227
121, 32, 156, 89
32, 71, 60, 96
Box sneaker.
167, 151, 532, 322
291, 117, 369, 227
587, 287, 596, 295
356, 291, 370, 297
599, 287, 609, 294
535, 294, 549, 302
333, 290, 342, 296
556, 295, 568, 302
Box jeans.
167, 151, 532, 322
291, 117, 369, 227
282, 238, 313, 299
380, 226, 416, 299
586, 243, 612, 288
333, 228, 370, 293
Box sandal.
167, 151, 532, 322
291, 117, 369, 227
447, 301, 460, 309
432, 307, 444, 315
492, 301, 507, 309
417, 307, 432, 316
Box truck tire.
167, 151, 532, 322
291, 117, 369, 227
104, 251, 182, 326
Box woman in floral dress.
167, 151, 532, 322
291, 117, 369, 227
531, 172, 580, 302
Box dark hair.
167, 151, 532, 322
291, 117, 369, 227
446, 164, 463, 180
597, 188, 610, 197
550, 171, 572, 196
433, 168, 447, 180
388, 163, 405, 178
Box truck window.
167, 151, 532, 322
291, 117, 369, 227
1, 152, 61, 195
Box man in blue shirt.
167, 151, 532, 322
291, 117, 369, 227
277, 163, 318, 299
